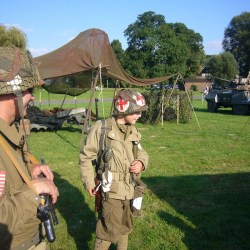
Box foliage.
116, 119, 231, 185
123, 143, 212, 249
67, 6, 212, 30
140, 91, 163, 124
179, 90, 193, 123
141, 89, 193, 124
205, 51, 239, 80
0, 25, 27, 50
168, 22, 205, 76
223, 11, 250, 77
111, 39, 125, 66
123, 11, 205, 79
190, 85, 198, 91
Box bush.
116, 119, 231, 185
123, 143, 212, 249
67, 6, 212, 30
141, 89, 193, 124
190, 85, 198, 91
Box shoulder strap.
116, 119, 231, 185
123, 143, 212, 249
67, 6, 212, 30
0, 134, 38, 195
97, 119, 106, 165
97, 118, 113, 164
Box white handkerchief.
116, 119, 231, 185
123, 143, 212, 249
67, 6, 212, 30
133, 197, 142, 210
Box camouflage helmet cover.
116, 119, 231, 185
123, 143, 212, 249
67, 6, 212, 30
0, 46, 43, 95
113, 89, 148, 116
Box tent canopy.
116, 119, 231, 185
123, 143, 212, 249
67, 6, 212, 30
35, 28, 176, 96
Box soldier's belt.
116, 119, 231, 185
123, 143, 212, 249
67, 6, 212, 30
112, 172, 131, 182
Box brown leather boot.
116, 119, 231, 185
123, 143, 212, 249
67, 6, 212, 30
116, 234, 128, 250
94, 238, 111, 250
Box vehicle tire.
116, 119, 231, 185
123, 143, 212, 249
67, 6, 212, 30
232, 104, 249, 115
207, 101, 218, 113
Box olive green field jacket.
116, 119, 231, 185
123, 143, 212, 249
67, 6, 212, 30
79, 117, 149, 200
0, 118, 40, 249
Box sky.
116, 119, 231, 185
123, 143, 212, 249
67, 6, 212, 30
1, 0, 249, 57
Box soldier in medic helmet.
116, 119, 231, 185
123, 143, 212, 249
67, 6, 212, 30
0, 47, 59, 250
80, 89, 149, 250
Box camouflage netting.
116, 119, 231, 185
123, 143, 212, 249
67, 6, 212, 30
42, 71, 93, 96
140, 89, 193, 124
0, 47, 43, 95
35, 29, 177, 96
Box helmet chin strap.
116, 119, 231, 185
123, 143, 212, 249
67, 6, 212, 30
15, 92, 30, 154
7, 75, 31, 155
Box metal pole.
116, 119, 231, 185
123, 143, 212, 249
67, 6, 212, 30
95, 98, 99, 120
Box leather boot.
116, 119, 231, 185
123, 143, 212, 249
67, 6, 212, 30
94, 238, 111, 250
116, 234, 128, 250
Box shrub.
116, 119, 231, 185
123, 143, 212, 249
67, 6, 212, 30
141, 89, 193, 124
190, 85, 198, 91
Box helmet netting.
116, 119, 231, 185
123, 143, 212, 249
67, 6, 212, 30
113, 89, 148, 116
0, 47, 43, 95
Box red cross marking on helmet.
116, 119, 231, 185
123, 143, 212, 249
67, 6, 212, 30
136, 94, 145, 106
116, 96, 129, 111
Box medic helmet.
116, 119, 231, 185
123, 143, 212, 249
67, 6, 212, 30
0, 46, 43, 95
113, 89, 148, 116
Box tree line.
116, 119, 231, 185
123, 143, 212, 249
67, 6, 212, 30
1, 11, 249, 82
111, 11, 250, 82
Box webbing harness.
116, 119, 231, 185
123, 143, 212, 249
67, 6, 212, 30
96, 119, 111, 181
96, 118, 139, 184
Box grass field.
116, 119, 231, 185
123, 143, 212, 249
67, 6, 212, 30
29, 89, 250, 250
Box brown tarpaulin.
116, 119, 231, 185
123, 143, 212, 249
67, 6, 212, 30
34, 28, 176, 88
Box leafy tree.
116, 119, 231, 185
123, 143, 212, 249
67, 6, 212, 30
109, 39, 129, 88
169, 23, 205, 76
223, 12, 250, 77
205, 51, 239, 79
111, 39, 125, 66
123, 11, 205, 79
0, 25, 27, 50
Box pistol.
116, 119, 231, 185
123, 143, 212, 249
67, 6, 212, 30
37, 157, 59, 243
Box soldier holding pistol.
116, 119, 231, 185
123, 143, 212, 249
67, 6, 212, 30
0, 47, 59, 250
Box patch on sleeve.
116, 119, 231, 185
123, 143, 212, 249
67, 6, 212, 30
0, 171, 6, 198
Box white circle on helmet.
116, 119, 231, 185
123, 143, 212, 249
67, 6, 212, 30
115, 96, 130, 113
135, 92, 145, 106
6, 74, 22, 92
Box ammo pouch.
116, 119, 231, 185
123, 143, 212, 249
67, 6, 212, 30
131, 181, 146, 217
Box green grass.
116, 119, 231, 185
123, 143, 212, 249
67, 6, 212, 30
29, 89, 250, 250
33, 87, 118, 101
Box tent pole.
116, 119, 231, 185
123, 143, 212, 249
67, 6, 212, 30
95, 98, 99, 120
161, 87, 164, 126
81, 67, 101, 137
60, 87, 69, 108
177, 94, 180, 125
180, 75, 201, 130
159, 75, 179, 125
109, 81, 118, 117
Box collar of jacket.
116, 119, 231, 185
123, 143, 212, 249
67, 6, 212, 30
0, 118, 23, 146
107, 117, 141, 142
